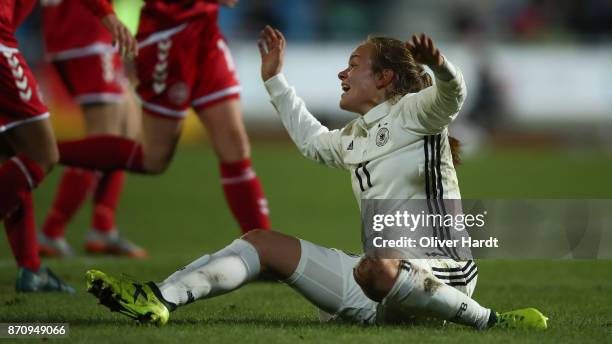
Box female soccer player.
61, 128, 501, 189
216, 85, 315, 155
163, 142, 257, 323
85, 26, 547, 329
57, 0, 271, 234
0, 0, 135, 291
38, 0, 145, 258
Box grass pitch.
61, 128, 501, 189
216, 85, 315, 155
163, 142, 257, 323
1, 143, 611, 343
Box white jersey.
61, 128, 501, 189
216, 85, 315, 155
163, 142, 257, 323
265, 58, 467, 205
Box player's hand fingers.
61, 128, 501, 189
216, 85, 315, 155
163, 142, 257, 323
132, 36, 138, 58
410, 34, 419, 49
124, 27, 137, 58
274, 29, 285, 50
257, 39, 267, 57
423, 35, 430, 54
259, 29, 267, 47
269, 27, 279, 46
119, 26, 128, 57
420, 33, 427, 48
115, 28, 123, 56
264, 25, 277, 48
263, 27, 273, 49
120, 28, 128, 57
118, 28, 126, 57
427, 37, 435, 55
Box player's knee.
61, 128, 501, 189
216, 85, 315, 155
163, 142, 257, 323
216, 136, 250, 162
354, 257, 400, 302
143, 161, 169, 175
241, 229, 269, 247
37, 144, 59, 173
142, 151, 173, 175
241, 229, 274, 266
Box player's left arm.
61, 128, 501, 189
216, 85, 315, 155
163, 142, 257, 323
80, 0, 138, 58
402, 33, 467, 133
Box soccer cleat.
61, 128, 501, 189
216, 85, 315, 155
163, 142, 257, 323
493, 308, 548, 330
38, 232, 75, 257
16, 267, 76, 293
86, 270, 169, 326
84, 229, 147, 259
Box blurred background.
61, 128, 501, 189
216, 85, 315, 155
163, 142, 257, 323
16, 0, 612, 156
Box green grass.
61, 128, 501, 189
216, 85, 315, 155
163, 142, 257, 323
1, 143, 611, 343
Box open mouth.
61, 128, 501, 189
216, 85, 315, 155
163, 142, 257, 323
341, 83, 350, 94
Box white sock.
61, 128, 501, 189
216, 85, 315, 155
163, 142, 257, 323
157, 239, 260, 306
383, 261, 491, 329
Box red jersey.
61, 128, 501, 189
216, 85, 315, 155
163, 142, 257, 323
0, 0, 37, 49
42, 0, 113, 54
138, 0, 218, 36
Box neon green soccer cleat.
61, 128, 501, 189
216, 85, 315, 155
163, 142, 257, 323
494, 308, 548, 330
86, 270, 169, 326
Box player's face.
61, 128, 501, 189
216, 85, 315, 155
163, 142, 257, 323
337, 44, 380, 115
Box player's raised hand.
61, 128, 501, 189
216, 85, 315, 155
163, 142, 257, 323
258, 25, 286, 81
215, 0, 239, 7
406, 33, 444, 71
101, 14, 138, 58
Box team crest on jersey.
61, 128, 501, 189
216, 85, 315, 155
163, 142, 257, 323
376, 127, 390, 147
168, 82, 189, 105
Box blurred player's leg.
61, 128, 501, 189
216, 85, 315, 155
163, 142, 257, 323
0, 120, 73, 293
82, 102, 126, 240
0, 139, 39, 274
4, 191, 74, 293
41, 52, 145, 257
39, 167, 94, 256
4, 183, 40, 273
57, 110, 183, 174
0, 119, 56, 219
81, 100, 146, 258
196, 99, 270, 233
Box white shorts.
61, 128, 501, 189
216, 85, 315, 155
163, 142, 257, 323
284, 239, 478, 325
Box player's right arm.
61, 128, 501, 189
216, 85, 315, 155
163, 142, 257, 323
80, 0, 138, 58
259, 26, 346, 169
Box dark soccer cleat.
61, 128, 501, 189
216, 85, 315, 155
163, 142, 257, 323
16, 267, 76, 293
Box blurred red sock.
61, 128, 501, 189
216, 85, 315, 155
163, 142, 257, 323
92, 171, 125, 233
58, 135, 145, 172
4, 192, 41, 272
220, 159, 270, 234
0, 155, 45, 220
42, 168, 96, 239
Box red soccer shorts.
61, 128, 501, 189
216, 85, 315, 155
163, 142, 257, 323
136, 20, 240, 119
52, 52, 125, 105
0, 49, 49, 133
